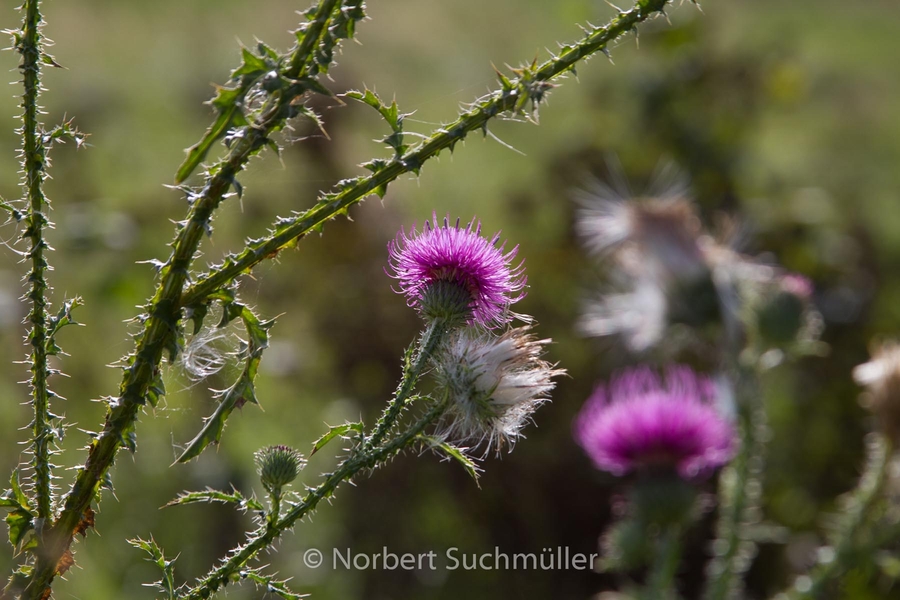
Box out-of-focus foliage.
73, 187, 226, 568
0, 0, 898, 598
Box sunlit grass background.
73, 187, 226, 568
1, 0, 899, 598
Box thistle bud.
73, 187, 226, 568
255, 445, 305, 493
754, 274, 813, 346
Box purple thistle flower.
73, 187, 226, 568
574, 366, 736, 479
387, 213, 526, 326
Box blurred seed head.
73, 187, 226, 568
574, 166, 731, 353
854, 342, 900, 443
578, 276, 667, 352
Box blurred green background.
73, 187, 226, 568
1, 0, 899, 598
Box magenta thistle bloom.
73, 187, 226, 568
387, 213, 526, 326
574, 366, 736, 479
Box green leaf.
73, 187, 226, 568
296, 105, 329, 139
345, 88, 406, 133
165, 488, 264, 513
175, 376, 255, 464
45, 297, 83, 356
310, 422, 364, 455
147, 370, 166, 408
175, 73, 262, 184
9, 471, 29, 509
242, 571, 308, 600
232, 47, 268, 78
4, 474, 35, 552
6, 509, 33, 552
0, 198, 24, 222
176, 303, 272, 463
416, 435, 481, 484
129, 536, 177, 600
186, 302, 210, 335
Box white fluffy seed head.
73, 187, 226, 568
433, 326, 563, 454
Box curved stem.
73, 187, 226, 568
179, 0, 673, 308
703, 365, 766, 600
183, 400, 446, 600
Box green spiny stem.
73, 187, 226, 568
19, 0, 53, 524
704, 366, 766, 600
20, 2, 349, 598
783, 434, 892, 600
179, 0, 673, 308
368, 317, 449, 450
174, 0, 349, 184
644, 526, 682, 600
266, 490, 281, 528
288, 0, 340, 77
182, 400, 447, 600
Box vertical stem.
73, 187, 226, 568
21, 0, 351, 597
20, 0, 53, 523
645, 526, 682, 600
704, 365, 766, 600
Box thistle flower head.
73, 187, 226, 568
255, 445, 306, 493
433, 326, 563, 453
854, 341, 900, 442
574, 366, 736, 479
388, 213, 526, 327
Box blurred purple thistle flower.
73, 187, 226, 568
387, 213, 526, 326
574, 366, 737, 479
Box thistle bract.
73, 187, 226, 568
574, 366, 736, 479
388, 213, 526, 327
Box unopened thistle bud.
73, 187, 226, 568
433, 326, 563, 453
255, 445, 305, 493
854, 341, 900, 443
387, 213, 526, 327
754, 273, 814, 346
